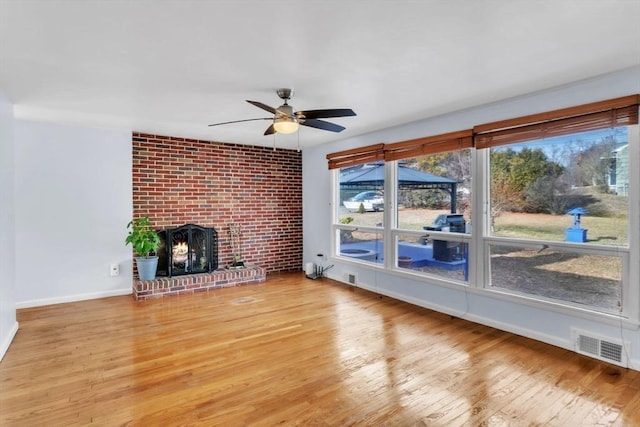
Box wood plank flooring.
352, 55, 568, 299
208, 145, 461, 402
1, 272, 639, 426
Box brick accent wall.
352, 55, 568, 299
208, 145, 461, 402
132, 132, 302, 273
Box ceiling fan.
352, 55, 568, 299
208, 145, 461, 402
208, 88, 356, 135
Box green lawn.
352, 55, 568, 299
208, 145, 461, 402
493, 213, 627, 245
339, 187, 628, 245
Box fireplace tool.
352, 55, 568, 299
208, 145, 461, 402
228, 223, 244, 269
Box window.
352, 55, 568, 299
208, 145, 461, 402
331, 131, 473, 278
484, 126, 634, 313
336, 227, 383, 265
393, 149, 472, 283
477, 95, 639, 315
489, 128, 628, 245
337, 162, 385, 264
328, 95, 639, 319
488, 243, 623, 313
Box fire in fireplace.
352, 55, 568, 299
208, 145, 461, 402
156, 224, 218, 277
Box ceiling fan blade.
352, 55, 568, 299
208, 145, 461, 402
208, 117, 272, 127
301, 119, 346, 133
264, 124, 276, 135
247, 100, 278, 115
296, 109, 356, 120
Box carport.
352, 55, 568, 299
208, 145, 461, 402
339, 162, 460, 213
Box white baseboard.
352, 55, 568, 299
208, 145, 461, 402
330, 275, 639, 371
16, 288, 132, 309
0, 321, 19, 362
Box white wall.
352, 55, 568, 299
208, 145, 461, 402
303, 66, 640, 369
0, 92, 17, 361
14, 120, 133, 307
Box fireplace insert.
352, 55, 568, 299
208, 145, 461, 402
156, 224, 218, 277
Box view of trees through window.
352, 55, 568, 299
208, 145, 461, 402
333, 117, 636, 316
487, 127, 629, 313
397, 150, 472, 231
490, 127, 628, 245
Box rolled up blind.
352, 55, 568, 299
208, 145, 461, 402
327, 143, 385, 170
474, 95, 640, 149
383, 129, 473, 161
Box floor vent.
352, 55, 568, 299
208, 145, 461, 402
572, 328, 628, 367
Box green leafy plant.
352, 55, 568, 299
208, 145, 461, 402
339, 216, 355, 242
125, 217, 160, 258
340, 216, 354, 224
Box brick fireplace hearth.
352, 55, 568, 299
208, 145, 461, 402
133, 264, 266, 300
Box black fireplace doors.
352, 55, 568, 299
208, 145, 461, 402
157, 224, 218, 277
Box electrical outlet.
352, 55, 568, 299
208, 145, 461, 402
110, 263, 120, 277
346, 273, 356, 284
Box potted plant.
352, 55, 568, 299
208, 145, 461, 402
125, 217, 161, 280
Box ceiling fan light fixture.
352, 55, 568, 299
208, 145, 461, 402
209, 89, 355, 136
273, 116, 299, 134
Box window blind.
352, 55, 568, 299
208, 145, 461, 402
326, 130, 472, 169
326, 94, 639, 168
474, 95, 640, 149
383, 129, 473, 161
327, 143, 385, 170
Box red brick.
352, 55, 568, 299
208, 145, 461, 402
132, 133, 302, 274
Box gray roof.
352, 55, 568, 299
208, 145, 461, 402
340, 163, 457, 189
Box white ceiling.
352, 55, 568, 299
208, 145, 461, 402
1, 0, 639, 150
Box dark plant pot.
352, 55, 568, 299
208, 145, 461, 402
398, 256, 413, 268
136, 256, 159, 280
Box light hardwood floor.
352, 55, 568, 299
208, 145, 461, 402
1, 272, 639, 426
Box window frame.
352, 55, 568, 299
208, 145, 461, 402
329, 97, 640, 323
477, 119, 638, 321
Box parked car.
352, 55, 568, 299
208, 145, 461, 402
343, 191, 384, 212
